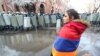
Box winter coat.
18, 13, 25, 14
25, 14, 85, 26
52, 19, 90, 56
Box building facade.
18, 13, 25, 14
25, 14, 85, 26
0, 0, 69, 13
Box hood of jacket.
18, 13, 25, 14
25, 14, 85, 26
58, 19, 90, 40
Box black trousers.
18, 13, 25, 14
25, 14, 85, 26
50, 53, 53, 56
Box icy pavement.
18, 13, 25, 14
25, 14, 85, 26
0, 30, 55, 56
78, 29, 100, 56
0, 46, 35, 56
0, 29, 100, 56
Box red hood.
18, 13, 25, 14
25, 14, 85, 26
69, 21, 88, 34
58, 21, 88, 40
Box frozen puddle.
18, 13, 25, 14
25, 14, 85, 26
78, 30, 100, 56
78, 32, 92, 51
78, 33, 92, 56
0, 46, 34, 56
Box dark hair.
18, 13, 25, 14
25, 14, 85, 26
66, 9, 80, 19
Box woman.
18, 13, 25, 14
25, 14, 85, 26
51, 9, 90, 56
